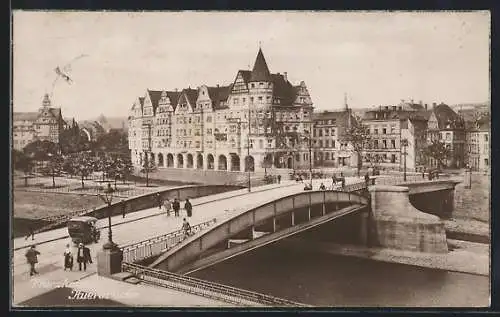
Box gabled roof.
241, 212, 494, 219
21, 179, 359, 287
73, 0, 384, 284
208, 85, 232, 110
183, 88, 199, 109
271, 73, 295, 106
432, 103, 464, 130
13, 112, 38, 122
165, 91, 181, 111
250, 48, 271, 82
147, 90, 163, 114
238, 70, 252, 83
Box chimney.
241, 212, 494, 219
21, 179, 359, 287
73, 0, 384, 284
284, 72, 288, 81
410, 99, 414, 104
425, 103, 428, 110
432, 102, 437, 108
217, 84, 219, 88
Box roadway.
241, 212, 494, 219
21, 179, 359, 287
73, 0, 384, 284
12, 177, 363, 306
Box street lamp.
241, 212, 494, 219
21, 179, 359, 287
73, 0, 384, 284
302, 132, 313, 188
401, 138, 408, 182
99, 183, 117, 250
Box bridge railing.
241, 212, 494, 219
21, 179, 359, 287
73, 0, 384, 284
120, 218, 217, 264
374, 174, 453, 186
121, 262, 310, 307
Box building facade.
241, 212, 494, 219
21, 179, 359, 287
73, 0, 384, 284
12, 94, 65, 151
361, 101, 429, 171
311, 108, 356, 168
426, 103, 466, 168
465, 114, 490, 172
128, 49, 314, 173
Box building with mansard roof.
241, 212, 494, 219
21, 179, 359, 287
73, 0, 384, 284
12, 94, 66, 151
128, 48, 314, 173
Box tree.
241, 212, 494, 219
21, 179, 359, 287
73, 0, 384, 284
261, 153, 273, 176
341, 116, 371, 176
93, 130, 129, 156
423, 140, 451, 169
23, 140, 59, 161
13, 149, 34, 186
71, 152, 96, 189
140, 157, 156, 174
120, 157, 134, 184
47, 153, 64, 187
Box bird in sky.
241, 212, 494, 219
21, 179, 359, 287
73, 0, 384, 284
50, 54, 88, 97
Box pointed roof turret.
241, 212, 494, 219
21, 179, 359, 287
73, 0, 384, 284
250, 48, 271, 82
42, 93, 51, 108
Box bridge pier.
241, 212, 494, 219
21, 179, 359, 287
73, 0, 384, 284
368, 185, 448, 253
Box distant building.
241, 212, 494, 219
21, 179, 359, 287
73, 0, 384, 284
361, 100, 429, 171
312, 108, 356, 168
426, 102, 466, 168
465, 114, 490, 172
12, 94, 65, 151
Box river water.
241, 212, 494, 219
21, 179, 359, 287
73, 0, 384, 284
191, 241, 489, 307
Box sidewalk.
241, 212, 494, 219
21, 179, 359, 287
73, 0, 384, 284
68, 274, 238, 307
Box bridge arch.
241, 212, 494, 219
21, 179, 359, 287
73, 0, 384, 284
150, 190, 368, 273
218, 155, 227, 171
177, 154, 184, 168
167, 153, 174, 167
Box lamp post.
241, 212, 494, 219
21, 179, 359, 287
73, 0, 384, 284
401, 138, 408, 182
100, 183, 117, 250
302, 132, 313, 188
144, 123, 152, 187
247, 106, 252, 192
47, 153, 56, 188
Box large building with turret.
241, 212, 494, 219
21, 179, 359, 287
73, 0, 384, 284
128, 49, 314, 173
12, 94, 66, 151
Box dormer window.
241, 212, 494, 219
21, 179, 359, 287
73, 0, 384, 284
251, 83, 255, 88
259, 82, 264, 87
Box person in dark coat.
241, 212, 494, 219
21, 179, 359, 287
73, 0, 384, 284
182, 218, 192, 239
76, 243, 92, 271
25, 245, 40, 276
172, 198, 180, 217
25, 226, 34, 241
277, 175, 281, 184
121, 200, 127, 218
63, 244, 73, 271
340, 173, 346, 189
156, 193, 163, 210
184, 199, 193, 218
364, 173, 370, 186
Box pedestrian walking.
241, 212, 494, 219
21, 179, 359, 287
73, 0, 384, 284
277, 175, 281, 184
164, 198, 172, 217
76, 243, 92, 271
121, 200, 127, 218
364, 173, 370, 186
63, 244, 73, 271
156, 193, 163, 210
182, 218, 192, 239
341, 173, 346, 190
173, 198, 180, 217
422, 167, 426, 179
25, 226, 34, 241
184, 198, 193, 218
332, 174, 338, 188
25, 245, 40, 276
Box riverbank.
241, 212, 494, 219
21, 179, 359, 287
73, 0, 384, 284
278, 237, 489, 276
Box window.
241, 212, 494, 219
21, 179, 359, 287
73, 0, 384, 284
383, 140, 387, 149
391, 154, 396, 163
332, 140, 336, 148
485, 134, 489, 142
390, 125, 396, 133
325, 152, 330, 160
324, 129, 329, 136
391, 139, 396, 149
382, 128, 387, 134
233, 98, 238, 105
251, 83, 255, 88
374, 128, 378, 134
250, 97, 254, 103
206, 116, 212, 123
319, 140, 323, 147
446, 133, 451, 141
374, 140, 379, 149
318, 129, 323, 137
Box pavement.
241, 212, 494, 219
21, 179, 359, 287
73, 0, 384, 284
12, 177, 363, 307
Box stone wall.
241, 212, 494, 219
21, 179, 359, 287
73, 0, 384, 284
369, 185, 448, 253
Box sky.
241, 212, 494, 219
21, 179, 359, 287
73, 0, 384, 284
12, 11, 490, 120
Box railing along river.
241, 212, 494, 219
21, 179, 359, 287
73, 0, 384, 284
121, 262, 310, 307
120, 218, 217, 263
